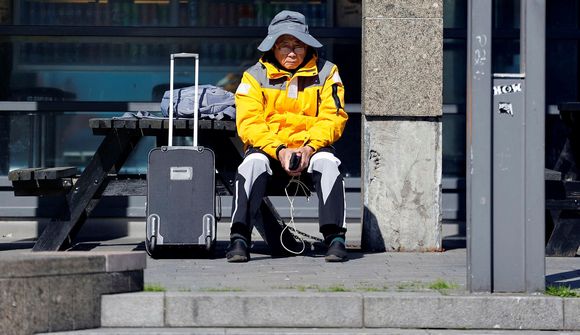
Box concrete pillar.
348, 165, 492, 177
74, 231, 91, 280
361, 0, 443, 251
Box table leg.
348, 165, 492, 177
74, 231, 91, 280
33, 129, 141, 251
208, 135, 242, 194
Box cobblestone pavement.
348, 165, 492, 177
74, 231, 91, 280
142, 241, 580, 293
2, 236, 579, 293
142, 241, 467, 292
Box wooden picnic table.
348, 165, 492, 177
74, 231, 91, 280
9, 117, 294, 252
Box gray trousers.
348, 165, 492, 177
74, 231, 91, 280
229, 148, 347, 245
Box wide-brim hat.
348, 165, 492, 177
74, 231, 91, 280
257, 10, 323, 52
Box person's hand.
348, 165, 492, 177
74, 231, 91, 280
296, 145, 314, 172
278, 148, 301, 176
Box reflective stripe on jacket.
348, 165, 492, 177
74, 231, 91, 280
235, 54, 348, 160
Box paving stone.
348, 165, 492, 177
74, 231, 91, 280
364, 293, 564, 330
164, 292, 363, 328
101, 292, 164, 327
104, 252, 147, 272
564, 298, 580, 330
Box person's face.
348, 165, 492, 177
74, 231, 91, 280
273, 35, 307, 70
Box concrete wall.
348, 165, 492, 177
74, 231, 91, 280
361, 0, 443, 251
0, 252, 145, 335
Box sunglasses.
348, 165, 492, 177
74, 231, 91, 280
275, 43, 307, 55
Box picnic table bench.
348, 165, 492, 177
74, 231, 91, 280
8, 117, 297, 253
9, 167, 77, 196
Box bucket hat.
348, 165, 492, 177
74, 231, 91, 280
257, 10, 323, 52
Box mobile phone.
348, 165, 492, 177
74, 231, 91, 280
289, 152, 300, 170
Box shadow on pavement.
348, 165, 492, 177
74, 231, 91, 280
546, 269, 580, 289
62, 239, 367, 261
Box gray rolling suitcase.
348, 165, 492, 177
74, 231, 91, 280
145, 53, 216, 258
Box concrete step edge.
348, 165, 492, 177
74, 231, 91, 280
100, 291, 580, 331
38, 327, 580, 335
0, 251, 146, 278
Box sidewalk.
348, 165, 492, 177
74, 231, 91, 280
2, 234, 579, 293
3, 226, 580, 334
43, 234, 575, 293
143, 241, 469, 292
36, 237, 580, 334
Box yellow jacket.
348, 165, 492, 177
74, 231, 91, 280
235, 54, 348, 159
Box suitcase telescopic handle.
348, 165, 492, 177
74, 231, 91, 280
168, 53, 200, 147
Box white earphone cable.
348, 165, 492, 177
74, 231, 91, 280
280, 175, 311, 255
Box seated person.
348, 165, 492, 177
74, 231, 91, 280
227, 10, 349, 263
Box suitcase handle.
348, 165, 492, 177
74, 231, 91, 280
172, 53, 199, 59
168, 53, 200, 147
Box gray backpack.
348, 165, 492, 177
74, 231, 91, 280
160, 84, 236, 120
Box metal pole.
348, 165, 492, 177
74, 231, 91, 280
466, 0, 493, 293
521, 0, 546, 292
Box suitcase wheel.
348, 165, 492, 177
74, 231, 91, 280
146, 214, 160, 258
146, 236, 157, 258
205, 236, 213, 251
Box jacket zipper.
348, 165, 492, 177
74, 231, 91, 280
331, 83, 342, 115
316, 89, 320, 117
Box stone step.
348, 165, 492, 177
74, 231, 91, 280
92, 291, 580, 331
0, 251, 147, 335
38, 327, 580, 334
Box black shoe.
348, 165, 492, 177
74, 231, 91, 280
226, 239, 249, 263
325, 238, 348, 262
